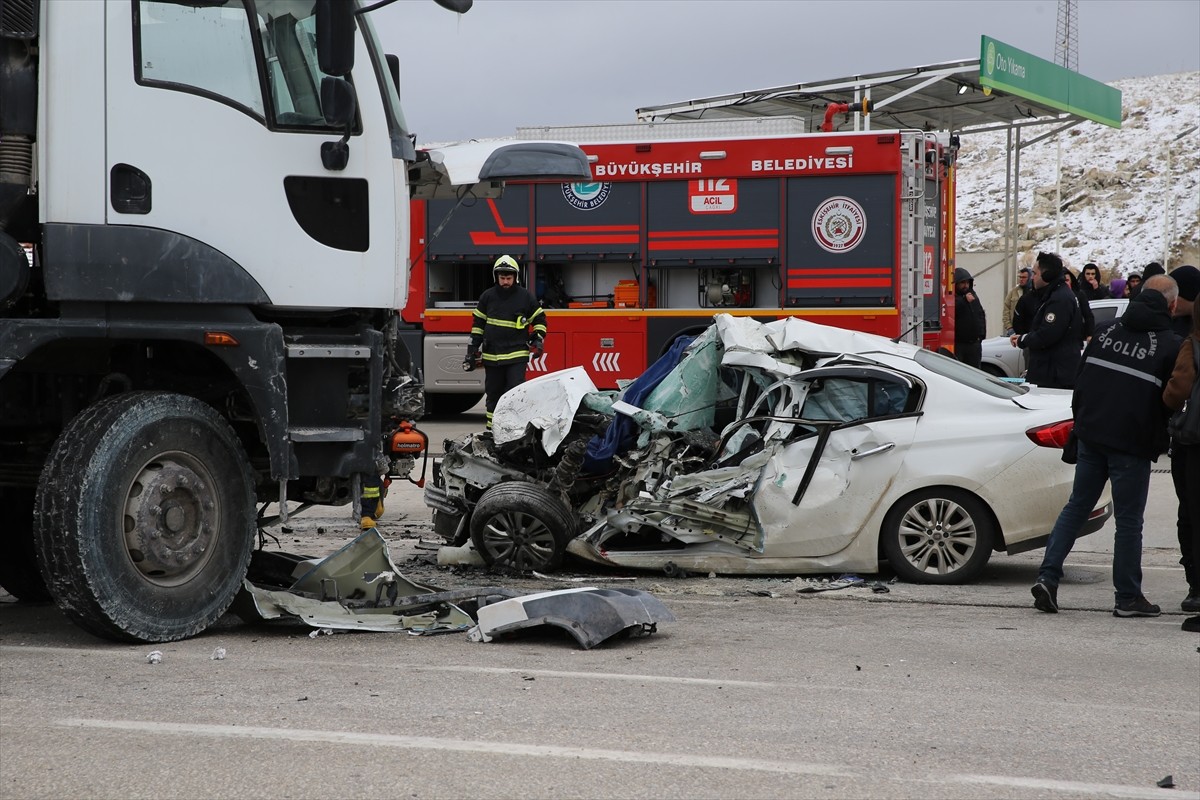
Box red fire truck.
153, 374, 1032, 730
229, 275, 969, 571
401, 119, 958, 412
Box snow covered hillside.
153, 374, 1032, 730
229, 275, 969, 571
955, 71, 1200, 279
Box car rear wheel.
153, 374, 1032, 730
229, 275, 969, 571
470, 482, 575, 571
881, 488, 995, 584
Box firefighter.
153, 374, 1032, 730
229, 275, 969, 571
464, 255, 547, 429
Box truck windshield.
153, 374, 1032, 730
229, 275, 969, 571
356, 8, 416, 161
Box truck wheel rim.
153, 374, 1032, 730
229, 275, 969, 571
896, 497, 977, 575
122, 452, 219, 586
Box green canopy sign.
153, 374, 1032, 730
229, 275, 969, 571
980, 35, 1121, 128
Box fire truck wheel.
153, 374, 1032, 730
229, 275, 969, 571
470, 482, 575, 572
880, 487, 995, 585
426, 392, 484, 417
0, 487, 51, 601
34, 391, 256, 642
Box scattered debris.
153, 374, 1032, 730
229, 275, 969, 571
469, 587, 675, 649
145, 650, 163, 665
1157, 775, 1175, 789
210, 647, 226, 660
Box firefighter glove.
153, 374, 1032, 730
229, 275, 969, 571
529, 336, 544, 357
463, 347, 479, 372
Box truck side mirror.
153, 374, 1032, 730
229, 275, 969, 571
386, 54, 400, 97
316, 0, 355, 77
320, 77, 357, 171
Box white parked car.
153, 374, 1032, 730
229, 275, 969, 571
426, 315, 1112, 584
980, 298, 1129, 379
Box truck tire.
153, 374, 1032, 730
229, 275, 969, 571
0, 487, 51, 601
470, 482, 574, 572
34, 392, 256, 642
426, 392, 484, 417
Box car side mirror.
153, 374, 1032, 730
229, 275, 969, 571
320, 77, 357, 171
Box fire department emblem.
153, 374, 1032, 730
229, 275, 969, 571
563, 181, 612, 211
812, 196, 867, 253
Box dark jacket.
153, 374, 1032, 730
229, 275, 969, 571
954, 283, 986, 343
469, 284, 547, 367
1017, 279, 1084, 389
1075, 288, 1096, 338
1012, 287, 1040, 335
1081, 283, 1110, 302
1072, 289, 1181, 459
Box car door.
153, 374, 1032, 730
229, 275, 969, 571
746, 366, 921, 558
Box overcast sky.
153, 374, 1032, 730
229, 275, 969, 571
370, 0, 1200, 144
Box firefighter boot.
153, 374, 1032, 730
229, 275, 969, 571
360, 475, 384, 530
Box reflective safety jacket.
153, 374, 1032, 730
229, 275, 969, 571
469, 285, 547, 367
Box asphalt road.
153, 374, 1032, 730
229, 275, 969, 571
2, 401, 1197, 800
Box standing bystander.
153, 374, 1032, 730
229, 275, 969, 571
1031, 275, 1182, 617
1079, 263, 1109, 301
1002, 267, 1032, 336
1163, 308, 1200, 632
464, 255, 548, 430
953, 267, 986, 368
1166, 265, 1197, 338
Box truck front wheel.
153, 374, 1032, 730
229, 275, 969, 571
34, 392, 256, 642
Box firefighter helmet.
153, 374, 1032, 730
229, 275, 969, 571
493, 255, 520, 278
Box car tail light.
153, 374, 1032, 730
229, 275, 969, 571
1026, 420, 1074, 448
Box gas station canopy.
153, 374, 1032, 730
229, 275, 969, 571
635, 36, 1121, 135
635, 36, 1123, 286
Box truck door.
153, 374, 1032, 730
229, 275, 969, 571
101, 0, 400, 309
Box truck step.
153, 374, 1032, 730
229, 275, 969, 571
287, 426, 365, 443
285, 344, 370, 359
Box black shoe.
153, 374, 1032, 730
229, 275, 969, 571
1031, 580, 1058, 613
1113, 595, 1161, 618
1183, 616, 1200, 633
1182, 593, 1200, 613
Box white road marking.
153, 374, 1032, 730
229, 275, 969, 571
56, 718, 849, 777
52, 719, 1197, 798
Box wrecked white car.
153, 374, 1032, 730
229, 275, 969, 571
424, 315, 1112, 584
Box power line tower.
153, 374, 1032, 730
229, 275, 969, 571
1056, 0, 1079, 70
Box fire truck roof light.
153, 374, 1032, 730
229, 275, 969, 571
586, 154, 599, 163
825, 146, 854, 156
699, 151, 726, 160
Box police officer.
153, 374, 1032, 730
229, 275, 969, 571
464, 255, 547, 430
1009, 251, 1083, 389
1032, 274, 1182, 617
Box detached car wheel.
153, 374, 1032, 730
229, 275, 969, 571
34, 392, 256, 642
470, 482, 575, 571
881, 488, 995, 584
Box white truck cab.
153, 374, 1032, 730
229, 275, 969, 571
0, 0, 589, 642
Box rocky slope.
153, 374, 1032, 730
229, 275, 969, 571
955, 71, 1200, 277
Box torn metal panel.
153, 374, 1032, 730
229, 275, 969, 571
469, 587, 675, 649
492, 366, 597, 455
237, 530, 476, 633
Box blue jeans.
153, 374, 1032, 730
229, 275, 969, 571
1038, 438, 1152, 602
